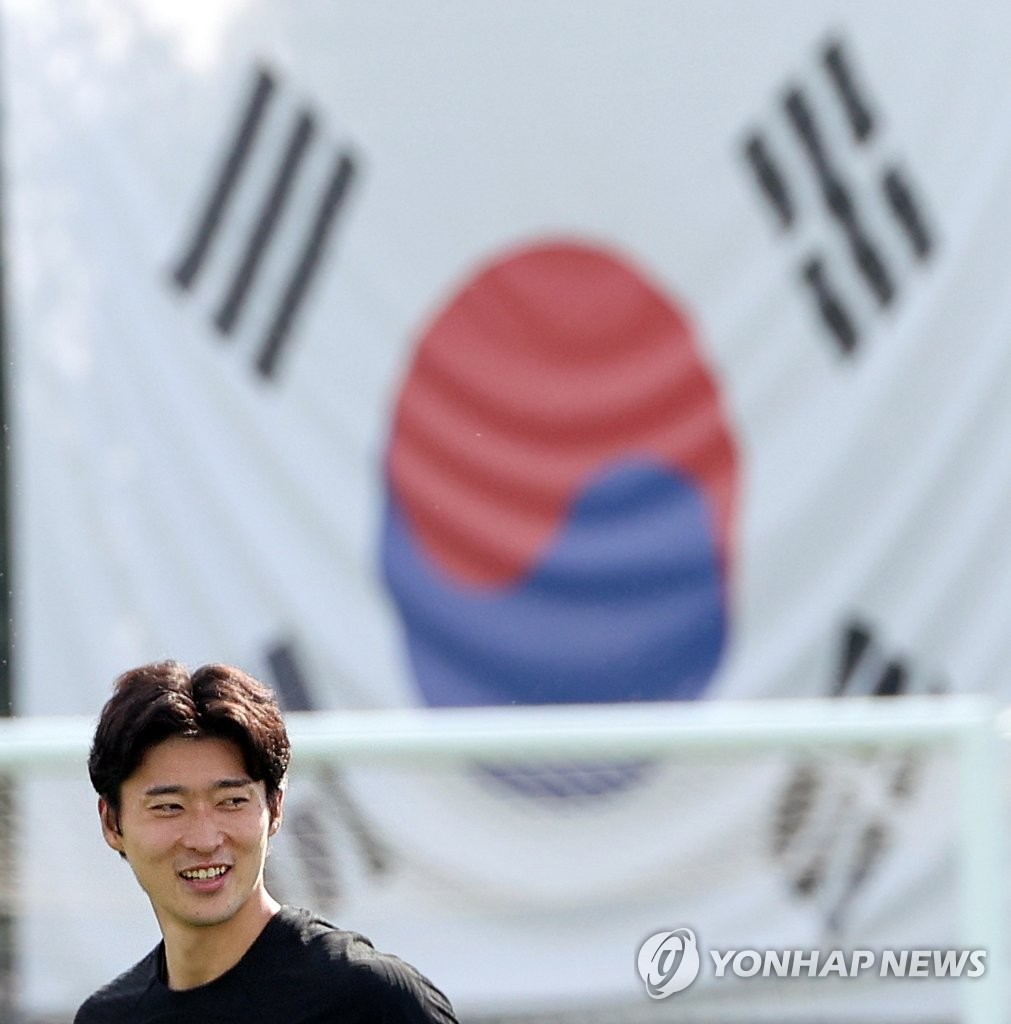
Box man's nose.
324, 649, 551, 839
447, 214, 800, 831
182, 807, 223, 852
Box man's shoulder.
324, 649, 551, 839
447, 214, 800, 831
269, 905, 414, 972
266, 905, 401, 978
73, 947, 160, 1024
266, 906, 458, 1021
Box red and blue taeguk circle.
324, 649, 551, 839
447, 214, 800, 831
381, 240, 738, 713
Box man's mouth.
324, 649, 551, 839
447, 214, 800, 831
179, 865, 230, 881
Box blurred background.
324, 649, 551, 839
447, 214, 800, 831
1, 1, 1010, 1021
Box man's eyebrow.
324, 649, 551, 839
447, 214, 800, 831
142, 778, 253, 797
215, 777, 254, 790
144, 784, 185, 798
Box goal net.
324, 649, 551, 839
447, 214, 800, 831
0, 695, 1005, 1024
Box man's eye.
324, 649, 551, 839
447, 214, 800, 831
222, 796, 249, 808
152, 803, 182, 814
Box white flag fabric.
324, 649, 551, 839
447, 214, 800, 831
4, 1, 1010, 1019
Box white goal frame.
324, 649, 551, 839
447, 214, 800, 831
0, 694, 1005, 1024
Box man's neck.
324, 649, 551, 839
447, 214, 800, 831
160, 893, 280, 991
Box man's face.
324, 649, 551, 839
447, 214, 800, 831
100, 735, 281, 939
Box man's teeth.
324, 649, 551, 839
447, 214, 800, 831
181, 867, 228, 880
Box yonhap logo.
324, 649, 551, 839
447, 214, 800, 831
635, 927, 988, 999
636, 928, 701, 998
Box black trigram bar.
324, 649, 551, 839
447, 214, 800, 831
256, 151, 357, 378
172, 64, 359, 380
835, 620, 873, 694
743, 134, 795, 228
263, 639, 388, 873
785, 88, 894, 307
266, 638, 316, 712
281, 804, 342, 908
802, 257, 858, 354
834, 620, 908, 697
262, 641, 341, 903
872, 660, 907, 697
822, 40, 875, 144
882, 167, 933, 259
173, 67, 276, 290
215, 110, 316, 336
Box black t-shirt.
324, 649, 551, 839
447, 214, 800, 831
73, 905, 458, 1023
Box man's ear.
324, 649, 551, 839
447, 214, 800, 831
98, 797, 125, 854
268, 787, 284, 836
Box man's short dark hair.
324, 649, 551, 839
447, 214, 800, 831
88, 660, 290, 823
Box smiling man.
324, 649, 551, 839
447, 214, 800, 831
74, 661, 458, 1023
